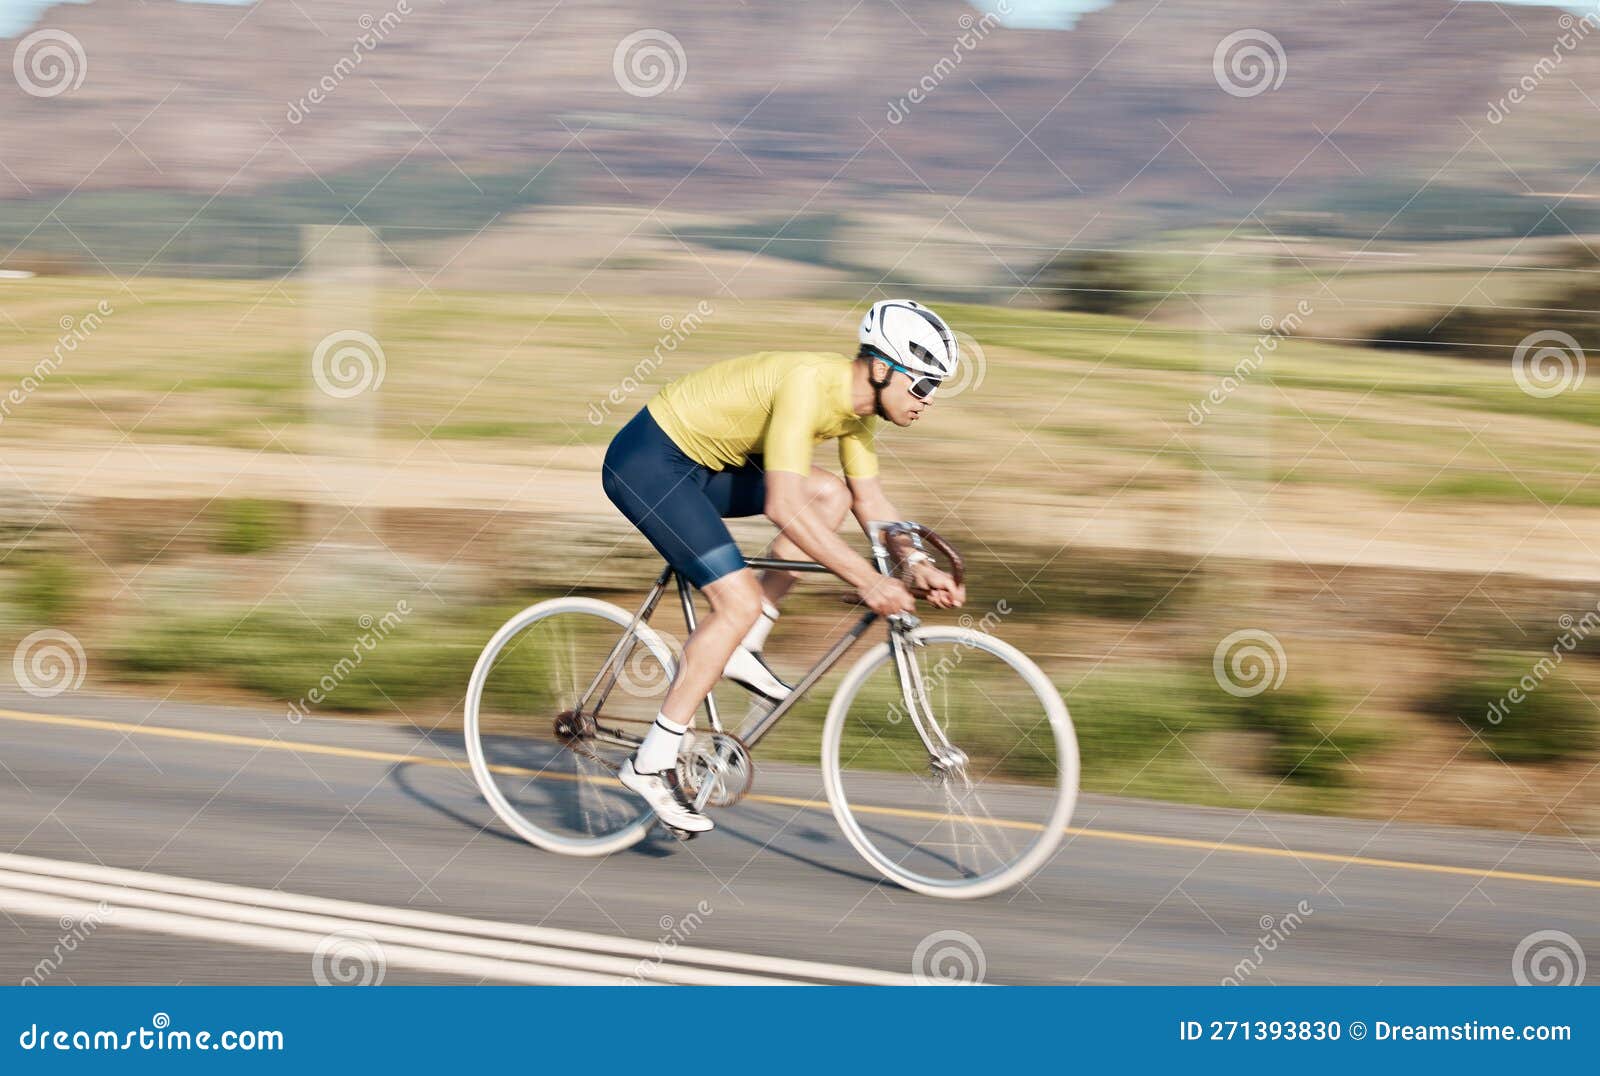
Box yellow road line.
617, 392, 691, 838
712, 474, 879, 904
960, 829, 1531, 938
5, 706, 1598, 891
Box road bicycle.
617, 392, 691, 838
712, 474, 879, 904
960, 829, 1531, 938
463, 522, 1078, 899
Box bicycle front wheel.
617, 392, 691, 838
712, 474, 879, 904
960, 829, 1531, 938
821, 625, 1079, 899
464, 597, 674, 856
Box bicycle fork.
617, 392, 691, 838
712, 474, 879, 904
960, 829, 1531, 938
868, 527, 970, 788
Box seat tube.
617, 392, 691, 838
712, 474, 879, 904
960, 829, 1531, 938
579, 565, 672, 715
677, 574, 726, 735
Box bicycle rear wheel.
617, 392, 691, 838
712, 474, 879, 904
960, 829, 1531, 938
464, 597, 674, 856
821, 625, 1078, 898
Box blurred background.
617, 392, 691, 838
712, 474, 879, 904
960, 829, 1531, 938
2, 0, 1598, 836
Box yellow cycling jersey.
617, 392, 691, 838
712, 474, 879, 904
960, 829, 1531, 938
647, 351, 879, 479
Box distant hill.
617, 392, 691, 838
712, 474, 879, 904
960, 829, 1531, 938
3, 0, 1596, 282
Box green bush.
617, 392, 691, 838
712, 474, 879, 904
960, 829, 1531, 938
1424, 651, 1598, 763
1373, 244, 1600, 359
1064, 668, 1237, 802
1225, 684, 1379, 789
1038, 250, 1152, 316
10, 555, 82, 623
212, 499, 291, 555
111, 600, 513, 714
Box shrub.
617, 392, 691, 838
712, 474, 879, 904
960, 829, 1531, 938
1372, 244, 1600, 358
1424, 651, 1598, 763
212, 499, 291, 555
10, 554, 82, 623
1225, 684, 1380, 789
1038, 250, 1152, 316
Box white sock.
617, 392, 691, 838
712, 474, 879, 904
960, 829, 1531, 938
740, 598, 781, 653
634, 713, 689, 774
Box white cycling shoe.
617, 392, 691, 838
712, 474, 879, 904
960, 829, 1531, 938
618, 759, 714, 833
722, 646, 792, 703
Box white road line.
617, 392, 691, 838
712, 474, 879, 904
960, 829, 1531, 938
0, 854, 916, 986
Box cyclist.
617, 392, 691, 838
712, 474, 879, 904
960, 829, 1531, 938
602, 299, 967, 832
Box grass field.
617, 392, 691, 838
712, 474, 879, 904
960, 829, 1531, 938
3, 275, 1599, 832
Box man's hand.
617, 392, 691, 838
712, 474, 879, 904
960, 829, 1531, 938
909, 562, 965, 609
858, 574, 916, 617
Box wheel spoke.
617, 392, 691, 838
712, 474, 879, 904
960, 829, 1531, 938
823, 627, 1078, 897
464, 600, 669, 856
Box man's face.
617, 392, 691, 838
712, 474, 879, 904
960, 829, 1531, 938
873, 360, 934, 427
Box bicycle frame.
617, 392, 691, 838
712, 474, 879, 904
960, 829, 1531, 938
572, 528, 949, 762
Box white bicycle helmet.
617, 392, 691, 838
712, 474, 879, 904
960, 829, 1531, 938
858, 299, 959, 380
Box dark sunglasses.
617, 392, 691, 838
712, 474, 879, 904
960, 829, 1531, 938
884, 360, 942, 400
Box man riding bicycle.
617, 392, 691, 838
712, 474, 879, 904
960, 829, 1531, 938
601, 299, 967, 833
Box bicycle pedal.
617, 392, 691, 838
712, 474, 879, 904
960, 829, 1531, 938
666, 826, 699, 842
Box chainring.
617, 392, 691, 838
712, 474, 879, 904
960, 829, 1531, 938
679, 731, 755, 808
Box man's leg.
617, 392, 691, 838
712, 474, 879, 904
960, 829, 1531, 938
659, 568, 764, 726
620, 569, 762, 833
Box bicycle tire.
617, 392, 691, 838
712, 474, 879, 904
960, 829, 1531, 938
820, 625, 1079, 898
464, 597, 674, 857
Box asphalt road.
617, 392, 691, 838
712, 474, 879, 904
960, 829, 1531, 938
0, 688, 1595, 986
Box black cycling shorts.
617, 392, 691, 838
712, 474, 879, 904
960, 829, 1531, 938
602, 407, 766, 588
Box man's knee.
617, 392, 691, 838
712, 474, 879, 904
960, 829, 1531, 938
706, 570, 764, 630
